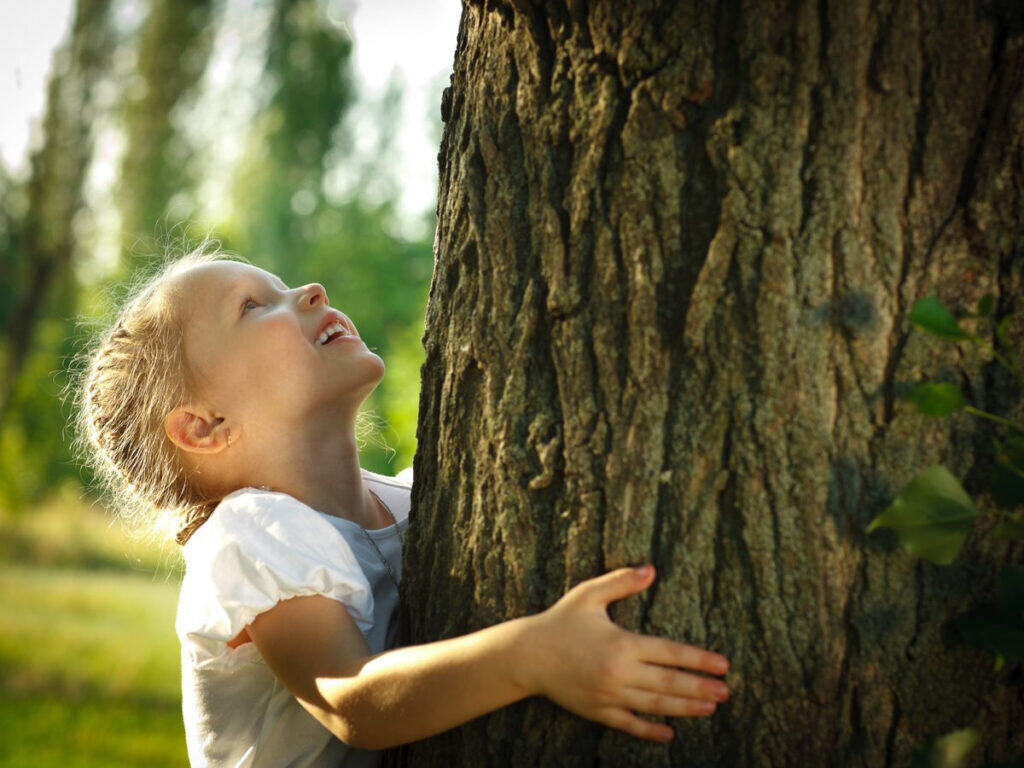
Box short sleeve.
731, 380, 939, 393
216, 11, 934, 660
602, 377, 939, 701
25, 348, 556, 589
176, 489, 374, 662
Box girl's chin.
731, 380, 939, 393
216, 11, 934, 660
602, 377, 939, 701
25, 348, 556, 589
293, 357, 385, 414
327, 368, 386, 407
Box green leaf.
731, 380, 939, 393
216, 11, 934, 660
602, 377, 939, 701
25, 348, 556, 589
911, 297, 970, 340
866, 466, 979, 564
911, 728, 979, 768
977, 293, 996, 318
955, 606, 1024, 661
906, 383, 966, 417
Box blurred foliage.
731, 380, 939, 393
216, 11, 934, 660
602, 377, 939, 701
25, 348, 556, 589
868, 295, 1024, 766
1, 0, 115, 508
0, 301, 80, 508
226, 0, 358, 263
0, 493, 185, 766
0, 694, 185, 768
0, 0, 438, 762
117, 0, 216, 255
0, 488, 180, 574
0, 0, 435, 513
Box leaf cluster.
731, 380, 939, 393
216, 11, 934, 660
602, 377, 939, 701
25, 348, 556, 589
867, 296, 1023, 766
868, 295, 1023, 656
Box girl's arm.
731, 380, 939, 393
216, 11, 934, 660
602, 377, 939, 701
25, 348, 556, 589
247, 565, 730, 750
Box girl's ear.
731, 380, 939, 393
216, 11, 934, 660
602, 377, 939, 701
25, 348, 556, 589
165, 406, 229, 455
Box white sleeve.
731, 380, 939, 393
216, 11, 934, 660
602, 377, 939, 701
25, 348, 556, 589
176, 489, 374, 662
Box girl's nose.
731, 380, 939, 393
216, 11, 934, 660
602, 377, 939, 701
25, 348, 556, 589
297, 283, 328, 308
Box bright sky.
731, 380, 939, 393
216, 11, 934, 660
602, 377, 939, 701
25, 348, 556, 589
0, 0, 76, 172
0, 0, 461, 216
348, 0, 461, 215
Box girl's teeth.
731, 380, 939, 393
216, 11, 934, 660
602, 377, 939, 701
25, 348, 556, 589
318, 323, 349, 345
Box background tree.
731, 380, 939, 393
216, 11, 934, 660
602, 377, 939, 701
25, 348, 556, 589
0, 0, 112, 503
116, 0, 215, 255
0, 0, 435, 511
399, 1, 1024, 765
1, 0, 444, 761
226, 0, 357, 269
222, 0, 434, 470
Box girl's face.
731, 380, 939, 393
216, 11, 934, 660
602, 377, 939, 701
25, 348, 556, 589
177, 261, 384, 429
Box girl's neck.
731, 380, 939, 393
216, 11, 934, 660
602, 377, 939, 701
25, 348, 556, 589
244, 418, 382, 529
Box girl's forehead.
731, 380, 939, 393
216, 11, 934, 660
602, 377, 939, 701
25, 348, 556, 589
184, 261, 284, 292
177, 262, 283, 329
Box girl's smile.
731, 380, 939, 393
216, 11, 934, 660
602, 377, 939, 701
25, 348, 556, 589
314, 319, 368, 352
315, 314, 360, 346
180, 261, 383, 414
162, 258, 386, 523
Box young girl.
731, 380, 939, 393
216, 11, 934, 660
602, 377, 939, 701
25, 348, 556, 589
77, 249, 730, 766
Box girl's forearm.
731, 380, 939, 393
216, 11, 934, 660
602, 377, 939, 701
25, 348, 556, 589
312, 614, 539, 750
254, 568, 729, 749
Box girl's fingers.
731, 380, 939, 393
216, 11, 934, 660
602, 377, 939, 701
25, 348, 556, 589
618, 688, 719, 718
629, 663, 729, 703
575, 566, 656, 608
600, 707, 675, 742
633, 634, 729, 676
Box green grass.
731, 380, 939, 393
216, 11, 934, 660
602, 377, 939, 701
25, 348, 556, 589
0, 565, 181, 700
0, 496, 187, 767
0, 694, 184, 768
0, 491, 182, 576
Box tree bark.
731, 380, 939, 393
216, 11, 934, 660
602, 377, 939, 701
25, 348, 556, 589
399, 1, 1024, 765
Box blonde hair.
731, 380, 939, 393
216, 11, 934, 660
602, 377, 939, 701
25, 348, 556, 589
73, 243, 235, 545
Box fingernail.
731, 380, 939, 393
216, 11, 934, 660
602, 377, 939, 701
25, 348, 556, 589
714, 684, 729, 701
714, 657, 729, 674
699, 701, 716, 714
634, 565, 652, 577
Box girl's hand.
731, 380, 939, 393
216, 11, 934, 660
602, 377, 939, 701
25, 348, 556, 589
519, 565, 730, 742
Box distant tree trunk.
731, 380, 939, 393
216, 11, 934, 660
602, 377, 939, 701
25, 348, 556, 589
0, 0, 112, 425
229, 0, 356, 270
398, 0, 1024, 765
117, 0, 214, 253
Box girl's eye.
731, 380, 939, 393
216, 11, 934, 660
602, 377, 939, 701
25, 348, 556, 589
242, 297, 259, 314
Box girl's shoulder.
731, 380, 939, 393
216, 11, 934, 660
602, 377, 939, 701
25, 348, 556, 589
177, 487, 375, 652
189, 486, 318, 546
183, 487, 363, 579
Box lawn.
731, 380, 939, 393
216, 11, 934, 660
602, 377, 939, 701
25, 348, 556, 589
0, 496, 188, 767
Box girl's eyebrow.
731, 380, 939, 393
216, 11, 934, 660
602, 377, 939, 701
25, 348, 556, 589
265, 273, 289, 291
222, 274, 290, 318
221, 279, 263, 318
222, 287, 249, 321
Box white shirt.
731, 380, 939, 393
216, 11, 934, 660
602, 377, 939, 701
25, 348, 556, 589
176, 468, 411, 767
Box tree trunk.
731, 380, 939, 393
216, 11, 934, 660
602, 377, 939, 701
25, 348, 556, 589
117, 0, 214, 252
0, 0, 112, 425
399, 1, 1024, 765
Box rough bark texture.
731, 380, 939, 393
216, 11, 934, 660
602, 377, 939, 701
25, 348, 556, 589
399, 1, 1024, 765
